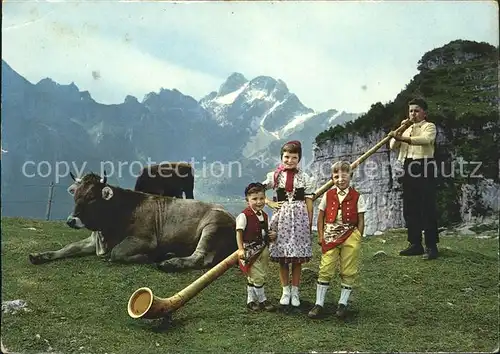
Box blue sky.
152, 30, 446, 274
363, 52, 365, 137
2, 0, 498, 113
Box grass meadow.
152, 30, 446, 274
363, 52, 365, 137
1, 217, 499, 353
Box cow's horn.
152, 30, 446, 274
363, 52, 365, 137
127, 251, 239, 320
70, 172, 82, 183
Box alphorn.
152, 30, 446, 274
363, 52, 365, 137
311, 120, 413, 201
127, 119, 413, 320
128, 251, 240, 319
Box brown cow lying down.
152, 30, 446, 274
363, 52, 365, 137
28, 172, 237, 271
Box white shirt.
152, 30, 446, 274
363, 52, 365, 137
318, 187, 367, 224
235, 209, 267, 237
389, 120, 436, 162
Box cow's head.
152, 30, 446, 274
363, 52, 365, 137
66, 171, 113, 231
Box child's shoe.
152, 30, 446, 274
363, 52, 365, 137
247, 302, 260, 311
259, 300, 276, 312
291, 286, 300, 307
307, 304, 324, 319
336, 303, 348, 318
279, 286, 291, 305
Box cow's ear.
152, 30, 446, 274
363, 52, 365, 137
67, 183, 78, 196
101, 186, 114, 200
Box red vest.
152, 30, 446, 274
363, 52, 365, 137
242, 207, 268, 243
325, 188, 360, 225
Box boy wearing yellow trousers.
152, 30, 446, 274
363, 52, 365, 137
308, 161, 366, 319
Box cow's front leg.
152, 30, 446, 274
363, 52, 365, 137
157, 224, 216, 272
29, 234, 96, 265
109, 236, 154, 264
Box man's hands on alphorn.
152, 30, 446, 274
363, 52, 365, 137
389, 118, 410, 141
388, 130, 402, 139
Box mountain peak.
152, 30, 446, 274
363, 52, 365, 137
36, 78, 80, 91
34, 78, 81, 101
417, 39, 497, 71
2, 60, 23, 80
249, 76, 289, 93
124, 95, 139, 104
276, 79, 289, 92
2, 60, 33, 93
218, 72, 248, 96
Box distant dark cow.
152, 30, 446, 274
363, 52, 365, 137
134, 162, 194, 199
28, 172, 237, 271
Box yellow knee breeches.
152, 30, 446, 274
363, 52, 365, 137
247, 246, 270, 287
318, 228, 361, 286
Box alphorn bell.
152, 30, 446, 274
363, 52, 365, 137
128, 251, 239, 319
127, 120, 413, 320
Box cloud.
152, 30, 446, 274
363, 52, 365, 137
2, 9, 222, 103
93, 1, 497, 112
2, 0, 498, 113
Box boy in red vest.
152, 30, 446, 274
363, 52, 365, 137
308, 161, 366, 319
236, 182, 277, 312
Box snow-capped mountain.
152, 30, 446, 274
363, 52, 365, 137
1, 61, 362, 218
200, 73, 360, 161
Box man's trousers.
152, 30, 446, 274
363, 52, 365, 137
402, 158, 439, 247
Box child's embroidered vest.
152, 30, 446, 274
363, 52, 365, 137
321, 188, 360, 253
242, 207, 268, 243
324, 188, 360, 225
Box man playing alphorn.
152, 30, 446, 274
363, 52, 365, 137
389, 97, 439, 260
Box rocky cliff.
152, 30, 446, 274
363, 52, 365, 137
312, 127, 499, 235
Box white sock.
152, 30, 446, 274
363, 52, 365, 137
247, 285, 256, 304
254, 286, 267, 303
291, 285, 300, 306
315, 283, 329, 307
280, 285, 291, 305
338, 284, 352, 305
282, 285, 290, 295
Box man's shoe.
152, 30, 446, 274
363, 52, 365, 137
308, 304, 324, 319
259, 300, 276, 312
423, 247, 438, 260
399, 244, 425, 256
246, 302, 260, 311
336, 304, 348, 319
